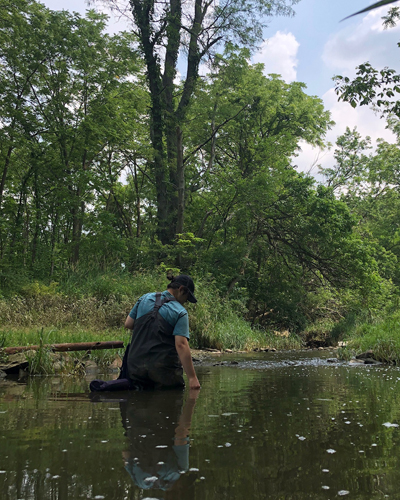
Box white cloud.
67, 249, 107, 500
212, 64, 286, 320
323, 7, 400, 74
323, 88, 395, 143
295, 88, 396, 178
252, 31, 299, 83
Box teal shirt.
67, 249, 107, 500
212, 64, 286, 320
129, 291, 190, 339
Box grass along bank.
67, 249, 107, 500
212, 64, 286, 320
336, 312, 400, 364
0, 271, 303, 374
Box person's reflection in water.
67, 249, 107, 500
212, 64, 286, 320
120, 388, 199, 494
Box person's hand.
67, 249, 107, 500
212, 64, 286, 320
189, 376, 201, 390
188, 388, 201, 401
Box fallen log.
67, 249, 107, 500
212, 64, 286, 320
2, 341, 124, 355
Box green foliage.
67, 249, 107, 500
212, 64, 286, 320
0, 270, 271, 351
338, 311, 400, 364
20, 281, 59, 298
335, 11, 400, 117
2, 0, 400, 350
25, 329, 53, 375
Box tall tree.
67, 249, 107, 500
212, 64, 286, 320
0, 0, 146, 277
104, 0, 299, 243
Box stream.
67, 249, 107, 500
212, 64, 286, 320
1, 350, 400, 499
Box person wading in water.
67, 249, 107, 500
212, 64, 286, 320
90, 275, 200, 392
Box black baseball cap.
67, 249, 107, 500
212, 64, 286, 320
172, 275, 197, 303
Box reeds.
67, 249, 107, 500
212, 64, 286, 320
337, 312, 400, 364
0, 270, 303, 354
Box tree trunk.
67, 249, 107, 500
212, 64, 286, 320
133, 159, 141, 237
0, 145, 13, 209
226, 235, 258, 295
130, 0, 170, 244
49, 211, 58, 279
176, 126, 185, 235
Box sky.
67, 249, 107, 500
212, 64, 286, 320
259, 0, 400, 176
39, 0, 400, 177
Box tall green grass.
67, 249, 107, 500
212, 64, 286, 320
338, 312, 400, 363
0, 270, 300, 352
0, 327, 127, 348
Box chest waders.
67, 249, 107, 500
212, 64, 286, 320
126, 293, 184, 390
89, 293, 185, 393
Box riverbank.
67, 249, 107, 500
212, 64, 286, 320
0, 271, 304, 353
326, 310, 400, 365
0, 345, 336, 377
0, 333, 305, 376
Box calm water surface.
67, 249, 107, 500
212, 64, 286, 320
1, 351, 400, 499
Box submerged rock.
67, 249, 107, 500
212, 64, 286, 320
349, 359, 364, 364
363, 358, 381, 365
350, 357, 382, 365
356, 350, 375, 360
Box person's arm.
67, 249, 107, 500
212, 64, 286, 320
175, 335, 200, 390
125, 315, 134, 330
125, 296, 143, 330
174, 389, 199, 448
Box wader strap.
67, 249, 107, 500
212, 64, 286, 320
151, 292, 177, 318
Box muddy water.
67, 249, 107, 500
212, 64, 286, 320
1, 351, 400, 499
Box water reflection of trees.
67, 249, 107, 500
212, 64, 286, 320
189, 363, 400, 498
1, 362, 400, 499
